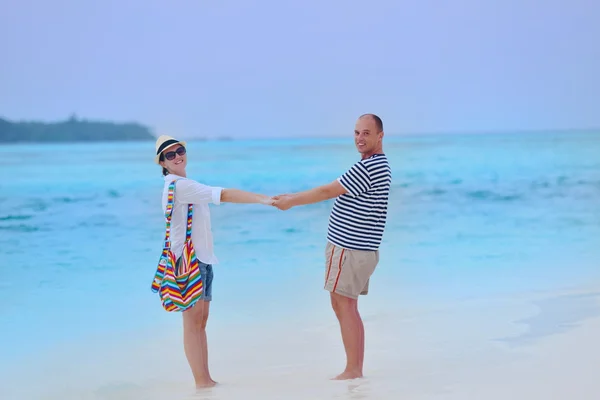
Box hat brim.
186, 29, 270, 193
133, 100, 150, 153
154, 140, 187, 164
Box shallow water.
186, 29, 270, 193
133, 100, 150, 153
1, 131, 599, 398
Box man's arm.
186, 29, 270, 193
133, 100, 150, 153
221, 188, 273, 205
273, 180, 347, 210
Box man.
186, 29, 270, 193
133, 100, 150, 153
272, 114, 391, 380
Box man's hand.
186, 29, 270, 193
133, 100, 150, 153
272, 194, 295, 210
271, 181, 347, 210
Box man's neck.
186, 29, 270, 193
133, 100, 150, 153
361, 147, 384, 159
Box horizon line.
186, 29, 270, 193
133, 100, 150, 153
2, 114, 598, 141
178, 126, 600, 141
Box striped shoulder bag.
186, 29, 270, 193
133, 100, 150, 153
150, 179, 204, 312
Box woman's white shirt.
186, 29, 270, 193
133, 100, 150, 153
161, 174, 223, 264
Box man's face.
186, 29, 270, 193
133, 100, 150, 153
354, 116, 382, 156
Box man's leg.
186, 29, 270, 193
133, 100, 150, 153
330, 292, 365, 380
324, 243, 377, 380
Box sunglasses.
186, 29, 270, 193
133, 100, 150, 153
163, 146, 186, 161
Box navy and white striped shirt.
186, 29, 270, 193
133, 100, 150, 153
327, 154, 391, 251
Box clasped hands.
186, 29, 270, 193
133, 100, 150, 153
261, 194, 294, 210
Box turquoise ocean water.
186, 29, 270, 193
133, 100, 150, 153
1, 131, 599, 398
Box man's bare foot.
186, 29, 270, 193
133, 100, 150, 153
195, 380, 217, 389
331, 370, 363, 380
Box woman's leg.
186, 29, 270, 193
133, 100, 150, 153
200, 264, 215, 383
200, 301, 216, 384
182, 301, 215, 388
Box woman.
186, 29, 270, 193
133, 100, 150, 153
154, 135, 272, 388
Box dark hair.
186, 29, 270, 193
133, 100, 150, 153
360, 113, 384, 132
159, 153, 169, 176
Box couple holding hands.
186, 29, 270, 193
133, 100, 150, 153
152, 114, 391, 388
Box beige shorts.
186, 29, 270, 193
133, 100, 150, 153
324, 241, 379, 299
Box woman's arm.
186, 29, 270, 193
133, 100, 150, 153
220, 188, 273, 205
173, 179, 272, 206
174, 179, 222, 205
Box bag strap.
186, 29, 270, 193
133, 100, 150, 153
151, 179, 195, 293
163, 179, 194, 249
185, 203, 194, 241
151, 179, 180, 292
162, 180, 178, 250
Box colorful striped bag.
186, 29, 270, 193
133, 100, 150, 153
151, 179, 203, 312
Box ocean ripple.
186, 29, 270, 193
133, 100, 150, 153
52, 195, 97, 204
393, 173, 600, 205
76, 215, 120, 228
0, 215, 32, 221
0, 224, 40, 232
465, 190, 522, 202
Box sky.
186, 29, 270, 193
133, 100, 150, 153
1, 0, 599, 139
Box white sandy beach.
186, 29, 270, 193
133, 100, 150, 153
4, 285, 599, 400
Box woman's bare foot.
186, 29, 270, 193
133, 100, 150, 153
195, 379, 217, 389
331, 370, 363, 380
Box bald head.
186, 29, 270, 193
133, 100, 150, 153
359, 114, 383, 133
354, 113, 384, 159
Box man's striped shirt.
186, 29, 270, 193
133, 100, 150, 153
327, 153, 391, 251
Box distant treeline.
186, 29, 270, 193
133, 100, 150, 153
0, 114, 155, 143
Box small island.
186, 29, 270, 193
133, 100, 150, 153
0, 114, 155, 143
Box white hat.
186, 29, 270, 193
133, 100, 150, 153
154, 135, 187, 164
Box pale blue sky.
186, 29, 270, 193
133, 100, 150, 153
1, 0, 598, 138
